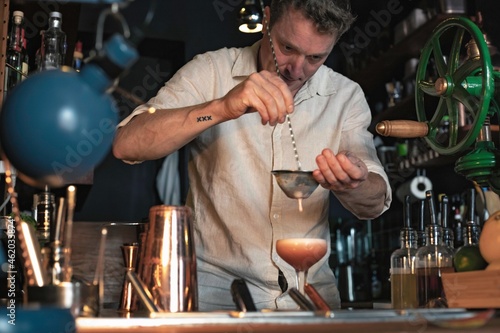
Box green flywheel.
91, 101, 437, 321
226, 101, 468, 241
415, 16, 494, 155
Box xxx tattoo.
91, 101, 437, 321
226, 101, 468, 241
197, 115, 212, 122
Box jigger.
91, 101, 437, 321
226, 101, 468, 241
118, 242, 139, 312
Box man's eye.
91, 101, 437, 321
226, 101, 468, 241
309, 56, 322, 63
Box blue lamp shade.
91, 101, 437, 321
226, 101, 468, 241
0, 34, 138, 188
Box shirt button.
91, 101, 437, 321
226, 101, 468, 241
273, 213, 280, 219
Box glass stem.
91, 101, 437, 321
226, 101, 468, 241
296, 269, 307, 294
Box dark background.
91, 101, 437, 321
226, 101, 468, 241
6, 0, 353, 222
3, 0, 500, 302
8, 0, 499, 222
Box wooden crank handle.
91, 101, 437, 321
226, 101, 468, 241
376, 120, 429, 138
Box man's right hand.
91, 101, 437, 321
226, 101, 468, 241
220, 70, 294, 126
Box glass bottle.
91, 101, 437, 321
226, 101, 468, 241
21, 37, 29, 80
4, 11, 25, 97
390, 195, 418, 309
453, 189, 487, 271
35, 190, 56, 247
463, 221, 481, 247
453, 219, 487, 270
40, 11, 67, 70
415, 190, 454, 308
440, 195, 454, 250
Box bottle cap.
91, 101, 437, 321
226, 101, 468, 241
13, 11, 24, 25
50, 11, 62, 19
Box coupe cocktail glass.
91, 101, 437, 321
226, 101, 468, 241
276, 238, 327, 294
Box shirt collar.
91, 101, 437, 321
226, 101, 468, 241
232, 41, 261, 77
303, 66, 337, 95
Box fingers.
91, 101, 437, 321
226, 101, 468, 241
248, 71, 294, 125
225, 71, 294, 125
314, 149, 368, 190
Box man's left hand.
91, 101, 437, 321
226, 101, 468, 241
313, 148, 368, 192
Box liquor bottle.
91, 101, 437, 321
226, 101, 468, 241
40, 11, 67, 70
72, 40, 84, 72
35, 189, 56, 247
390, 195, 418, 309
440, 195, 454, 250
4, 11, 26, 97
21, 37, 29, 80
415, 190, 454, 308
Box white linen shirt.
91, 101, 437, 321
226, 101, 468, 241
118, 41, 391, 311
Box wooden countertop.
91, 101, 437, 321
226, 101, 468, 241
76, 309, 500, 333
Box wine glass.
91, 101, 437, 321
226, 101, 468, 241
276, 238, 327, 294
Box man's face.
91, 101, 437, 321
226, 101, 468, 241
262, 7, 337, 95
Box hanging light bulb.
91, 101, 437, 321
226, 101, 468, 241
238, 0, 263, 33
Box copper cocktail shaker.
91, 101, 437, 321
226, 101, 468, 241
136, 205, 198, 312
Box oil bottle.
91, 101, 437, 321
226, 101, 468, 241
415, 190, 454, 308
453, 189, 487, 272
390, 196, 418, 309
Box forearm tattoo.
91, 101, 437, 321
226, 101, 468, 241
197, 115, 213, 122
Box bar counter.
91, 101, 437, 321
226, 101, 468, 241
76, 309, 500, 333
19, 222, 495, 333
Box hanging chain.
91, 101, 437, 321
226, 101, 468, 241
260, 0, 302, 171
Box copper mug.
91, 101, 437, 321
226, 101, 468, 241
136, 205, 198, 312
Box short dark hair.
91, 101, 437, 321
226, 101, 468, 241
269, 0, 356, 38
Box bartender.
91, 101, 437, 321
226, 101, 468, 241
113, 0, 391, 311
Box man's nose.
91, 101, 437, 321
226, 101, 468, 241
286, 55, 305, 79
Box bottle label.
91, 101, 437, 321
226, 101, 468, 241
21, 62, 28, 80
